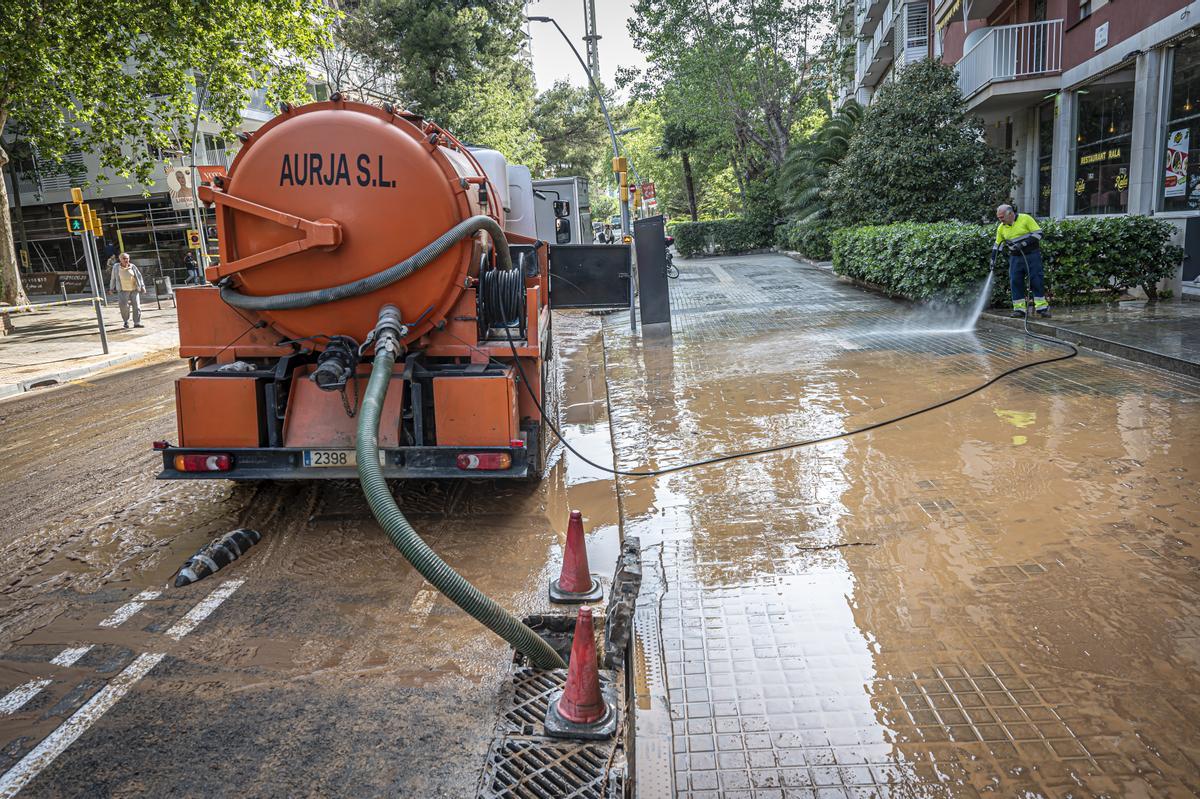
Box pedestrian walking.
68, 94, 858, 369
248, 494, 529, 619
183, 251, 200, 285
108, 252, 146, 328
992, 204, 1050, 319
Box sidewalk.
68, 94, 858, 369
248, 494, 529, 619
0, 294, 179, 400
615, 253, 1200, 797
982, 300, 1200, 379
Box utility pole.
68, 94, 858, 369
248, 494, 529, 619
582, 0, 601, 82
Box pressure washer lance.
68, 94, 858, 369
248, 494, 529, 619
174, 528, 262, 587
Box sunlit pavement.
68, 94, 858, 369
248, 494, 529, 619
613, 253, 1200, 798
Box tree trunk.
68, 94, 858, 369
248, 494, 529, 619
0, 135, 31, 307
681, 150, 698, 222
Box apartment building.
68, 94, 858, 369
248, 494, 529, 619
844, 0, 1200, 297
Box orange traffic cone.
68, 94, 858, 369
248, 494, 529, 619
549, 510, 603, 603
545, 606, 617, 740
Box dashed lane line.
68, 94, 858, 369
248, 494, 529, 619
48, 647, 93, 668
0, 647, 96, 715
0, 682, 52, 716
165, 580, 244, 641
98, 589, 162, 628
0, 579, 246, 795
0, 653, 165, 799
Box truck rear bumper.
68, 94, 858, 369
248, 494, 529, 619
157, 445, 529, 480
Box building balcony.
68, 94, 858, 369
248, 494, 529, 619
860, 0, 898, 84
957, 19, 1063, 107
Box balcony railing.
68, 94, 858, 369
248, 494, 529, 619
957, 19, 1063, 99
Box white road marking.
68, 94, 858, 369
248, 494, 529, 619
98, 590, 161, 628
48, 647, 93, 668
0, 646, 97, 716
0, 682, 52, 716
0, 580, 245, 792
0, 652, 165, 798
164, 580, 244, 641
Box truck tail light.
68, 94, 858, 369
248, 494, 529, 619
457, 453, 512, 471
174, 453, 233, 472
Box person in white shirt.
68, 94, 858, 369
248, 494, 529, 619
108, 252, 146, 328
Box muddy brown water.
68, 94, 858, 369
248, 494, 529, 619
0, 314, 620, 797
608, 255, 1200, 798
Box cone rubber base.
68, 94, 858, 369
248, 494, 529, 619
549, 575, 603, 604
544, 679, 619, 740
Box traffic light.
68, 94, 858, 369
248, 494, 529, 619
612, 156, 627, 173
62, 203, 85, 234
87, 206, 103, 236
632, 186, 642, 210
70, 187, 83, 204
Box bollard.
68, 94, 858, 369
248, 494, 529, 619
60, 283, 68, 302
93, 298, 109, 355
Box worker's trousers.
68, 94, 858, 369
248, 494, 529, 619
1009, 249, 1048, 311
117, 290, 142, 325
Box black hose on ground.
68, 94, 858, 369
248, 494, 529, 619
220, 215, 511, 311
497, 280, 1078, 479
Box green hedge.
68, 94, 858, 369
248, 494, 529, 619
775, 219, 835, 261
671, 218, 772, 257
830, 216, 1182, 306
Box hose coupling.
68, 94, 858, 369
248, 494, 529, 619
361, 304, 409, 357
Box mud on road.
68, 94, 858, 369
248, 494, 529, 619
0, 315, 621, 797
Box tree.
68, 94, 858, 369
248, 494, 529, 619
825, 60, 1016, 226
659, 121, 701, 221
779, 100, 862, 222
629, 0, 833, 177
346, 0, 544, 169
530, 81, 610, 179
0, 0, 328, 305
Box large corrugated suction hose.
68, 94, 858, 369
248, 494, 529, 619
221, 215, 511, 311
355, 311, 565, 670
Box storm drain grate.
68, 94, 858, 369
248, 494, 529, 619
500, 668, 619, 735
478, 738, 623, 799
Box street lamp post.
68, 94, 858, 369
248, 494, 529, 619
526, 16, 631, 241
189, 78, 211, 278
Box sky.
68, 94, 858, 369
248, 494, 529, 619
525, 0, 649, 95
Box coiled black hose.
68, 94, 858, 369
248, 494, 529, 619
479, 267, 526, 330
221, 215, 512, 311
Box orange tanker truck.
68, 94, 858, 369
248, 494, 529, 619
158, 98, 554, 481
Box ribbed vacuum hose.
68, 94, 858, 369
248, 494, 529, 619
221, 214, 512, 311
355, 337, 566, 670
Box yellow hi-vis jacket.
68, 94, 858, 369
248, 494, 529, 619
995, 213, 1043, 252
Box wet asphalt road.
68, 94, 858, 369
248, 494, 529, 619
0, 317, 622, 798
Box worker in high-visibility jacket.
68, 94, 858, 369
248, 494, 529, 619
993, 204, 1050, 319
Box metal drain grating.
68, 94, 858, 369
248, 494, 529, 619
500, 668, 620, 735
477, 738, 623, 799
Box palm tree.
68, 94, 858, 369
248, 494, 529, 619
659, 121, 701, 221
779, 100, 862, 222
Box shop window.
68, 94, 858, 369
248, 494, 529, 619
1072, 68, 1134, 215
1037, 100, 1054, 216
1161, 37, 1200, 211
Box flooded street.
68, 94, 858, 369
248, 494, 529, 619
613, 254, 1200, 797
0, 250, 1197, 797
0, 317, 621, 797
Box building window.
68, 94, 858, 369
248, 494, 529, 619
1037, 100, 1054, 216
1162, 37, 1200, 211
1072, 68, 1134, 215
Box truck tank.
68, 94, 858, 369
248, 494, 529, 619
162, 99, 551, 481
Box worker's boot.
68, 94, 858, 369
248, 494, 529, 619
1036, 309, 1051, 319
1009, 309, 1026, 319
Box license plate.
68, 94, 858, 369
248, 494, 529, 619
302, 449, 386, 468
